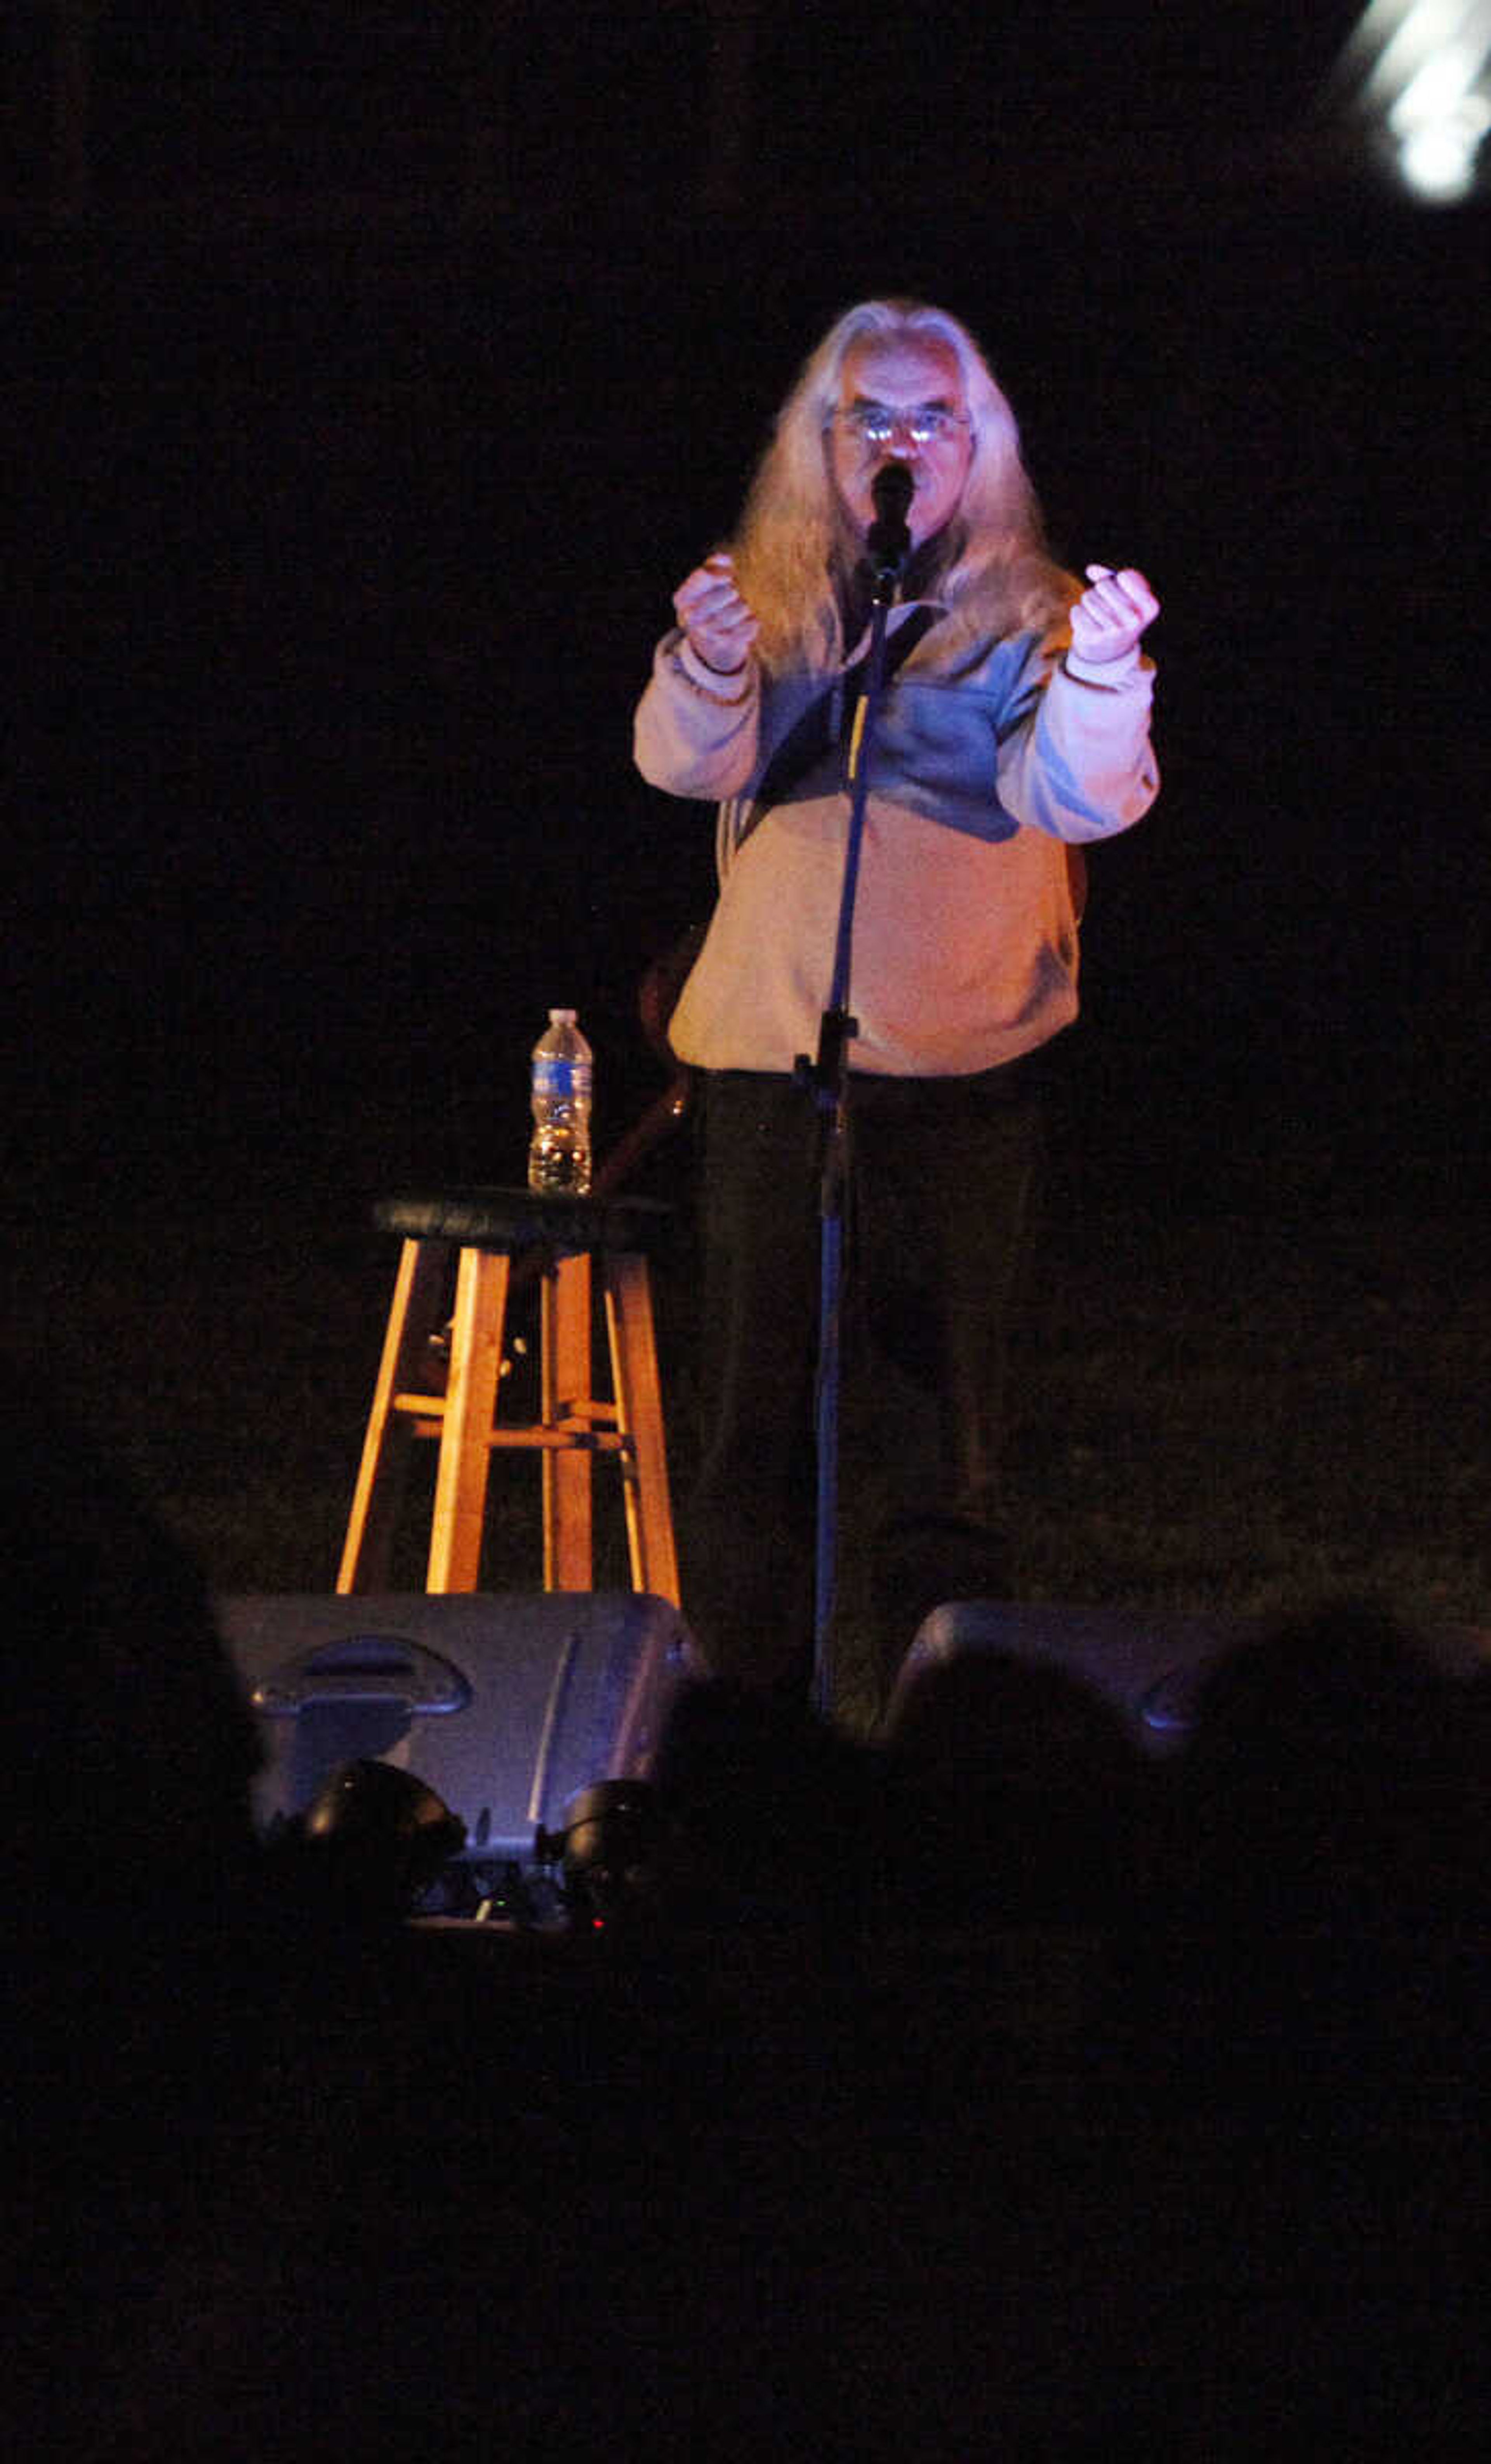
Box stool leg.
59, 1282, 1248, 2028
543, 1251, 594, 1591
338, 1237, 451, 1594
427, 1245, 510, 1592
604, 1252, 680, 1608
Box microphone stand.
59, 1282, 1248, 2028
796, 473, 911, 1723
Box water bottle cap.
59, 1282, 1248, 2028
549, 1007, 577, 1024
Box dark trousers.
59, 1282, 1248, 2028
681, 1059, 1047, 1727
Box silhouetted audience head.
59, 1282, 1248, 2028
878, 1644, 1155, 1932
649, 1676, 878, 1947
7, 1377, 269, 2217
9, 1384, 261, 1934
1174, 1598, 1486, 1931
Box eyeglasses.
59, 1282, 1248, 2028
831, 403, 972, 448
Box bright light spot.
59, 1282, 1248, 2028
1362, 0, 1486, 100
1390, 40, 1485, 123
1335, 0, 1491, 200
1398, 97, 1491, 193
1390, 37, 1491, 192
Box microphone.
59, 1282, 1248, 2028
867, 462, 914, 593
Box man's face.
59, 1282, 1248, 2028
827, 335, 975, 550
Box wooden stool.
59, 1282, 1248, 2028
337, 1188, 678, 1605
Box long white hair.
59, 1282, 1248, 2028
729, 298, 1075, 675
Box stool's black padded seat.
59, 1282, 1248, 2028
374, 1188, 673, 1258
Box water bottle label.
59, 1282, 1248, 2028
533, 1058, 592, 1099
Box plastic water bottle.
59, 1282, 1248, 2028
528, 1009, 593, 1195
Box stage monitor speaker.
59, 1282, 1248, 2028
215, 1591, 703, 1870
886, 1600, 1249, 1756
888, 1600, 1491, 1757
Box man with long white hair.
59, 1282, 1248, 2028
635, 297, 1160, 1729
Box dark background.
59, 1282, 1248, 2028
5, 4, 1488, 1215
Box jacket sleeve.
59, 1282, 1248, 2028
633, 630, 762, 801
994, 630, 1159, 844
